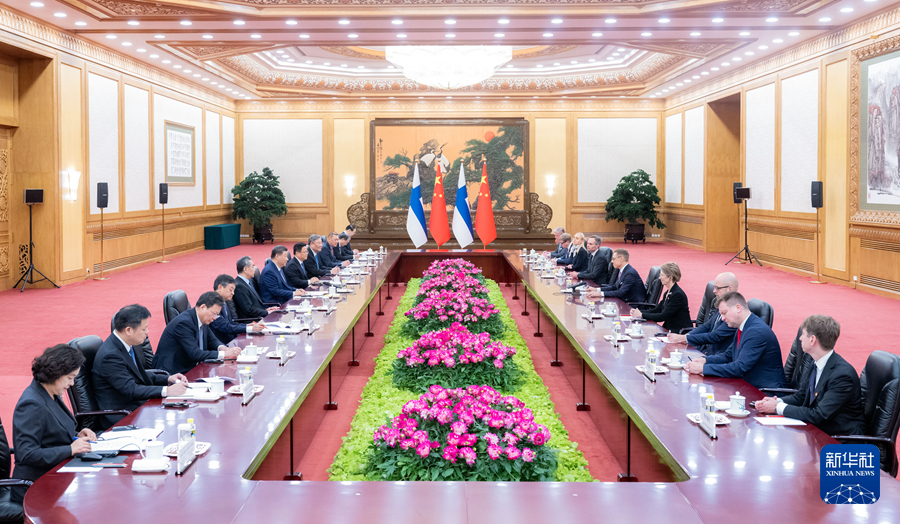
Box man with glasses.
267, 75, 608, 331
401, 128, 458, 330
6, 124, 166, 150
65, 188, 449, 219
667, 272, 738, 355
210, 274, 265, 344
153, 291, 242, 375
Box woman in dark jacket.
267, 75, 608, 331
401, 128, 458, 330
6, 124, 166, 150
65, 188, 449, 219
11, 344, 96, 502
631, 262, 692, 333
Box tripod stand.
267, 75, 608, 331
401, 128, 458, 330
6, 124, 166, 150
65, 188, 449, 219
726, 198, 761, 266
14, 203, 60, 292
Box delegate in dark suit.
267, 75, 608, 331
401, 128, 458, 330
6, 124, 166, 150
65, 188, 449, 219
11, 380, 78, 502
320, 242, 343, 269
778, 352, 866, 436
335, 243, 354, 262
259, 261, 294, 304
305, 251, 331, 278
559, 247, 589, 273
93, 333, 168, 428
341, 242, 354, 259
702, 313, 785, 389
233, 276, 268, 319
686, 312, 736, 356
577, 251, 609, 286
549, 242, 566, 258
284, 256, 312, 289
153, 309, 224, 375
640, 283, 692, 333
209, 301, 248, 344
601, 264, 646, 303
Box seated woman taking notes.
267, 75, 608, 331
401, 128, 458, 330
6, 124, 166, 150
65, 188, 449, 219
631, 262, 692, 333
11, 344, 96, 502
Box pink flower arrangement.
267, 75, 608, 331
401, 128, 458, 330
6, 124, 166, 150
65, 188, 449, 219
397, 323, 515, 368
422, 259, 484, 280
370, 385, 554, 481
417, 271, 488, 299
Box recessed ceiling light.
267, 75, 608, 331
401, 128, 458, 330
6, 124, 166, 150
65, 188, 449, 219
732, 57, 742, 61
202, 78, 209, 81
174, 65, 182, 69
183, 69, 192, 73
551, 18, 563, 24
387, 65, 394, 69
617, 48, 625, 51
445, 19, 456, 25
819, 17, 831, 22
676, 83, 683, 86
155, 35, 165, 39
543, 33, 553, 37
553, 62, 561, 65
162, 60, 171, 64
536, 64, 543, 68
286, 20, 297, 25
192, 74, 201, 77
341, 64, 348, 67
758, 45, 768, 49
693, 75, 700, 79
766, 18, 778, 22
357, 66, 364, 69
711, 67, 719, 71
722, 62, 730, 66
592, 32, 603, 37
339, 20, 350, 25
218, 85, 225, 89
494, 33, 504, 37
150, 54, 159, 58
233, 20, 244, 25
136, 48, 146, 53
180, 21, 192, 26
348, 34, 358, 38
446, 96, 452, 99
202, 35, 213, 39
641, 32, 652, 36
299, 34, 310, 39
789, 31, 800, 36
75, 21, 87, 26
251, 34, 261, 39
506, 64, 514, 68
445, 34, 455, 38
864, 0, 877, 2
605, 19, 616, 24
659, 18, 670, 23
712, 18, 724, 23
649, 95, 656, 98
323, 62, 331, 66
211, 82, 218, 85
588, 59, 595, 62
690, 32, 701, 36
392, 19, 403, 25
533, 96, 539, 98
773, 38, 783, 43
662, 89, 669, 92
499, 19, 509, 24
569, 61, 578, 64
745, 51, 754, 55
607, 57, 615, 60
128, 20, 139, 26
668, 86, 676, 89
397, 34, 407, 38
739, 31, 751, 36
684, 79, 691, 83
226, 88, 232, 91
29, 2, 43, 6
701, 71, 709, 75
305, 60, 313, 64
105, 35, 116, 39
122, 42, 131, 46
612, 53, 620, 56
53, 12, 66, 18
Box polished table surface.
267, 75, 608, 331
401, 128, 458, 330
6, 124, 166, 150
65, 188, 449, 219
23, 250, 900, 524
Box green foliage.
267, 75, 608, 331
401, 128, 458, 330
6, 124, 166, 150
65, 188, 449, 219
604, 169, 666, 229
230, 167, 288, 229
327, 279, 595, 482
390, 353, 521, 394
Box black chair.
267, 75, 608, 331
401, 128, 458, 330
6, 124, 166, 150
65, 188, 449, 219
629, 266, 662, 311
760, 326, 812, 396
748, 298, 774, 328
833, 350, 900, 477
110, 314, 168, 380
0, 417, 30, 524
66, 335, 130, 433
163, 290, 190, 325
252, 267, 283, 308
679, 281, 716, 335
596, 247, 613, 285
606, 265, 619, 289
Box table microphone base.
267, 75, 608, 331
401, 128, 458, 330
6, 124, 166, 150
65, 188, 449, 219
617, 473, 638, 482
283, 472, 302, 481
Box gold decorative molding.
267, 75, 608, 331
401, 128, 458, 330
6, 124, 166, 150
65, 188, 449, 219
0, 246, 8, 277
849, 33, 900, 227
91, 0, 201, 16
0, 7, 235, 110
668, 5, 900, 108
0, 148, 7, 223
237, 98, 665, 112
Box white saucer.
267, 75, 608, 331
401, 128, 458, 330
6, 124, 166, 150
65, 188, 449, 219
726, 409, 751, 418
668, 362, 684, 370
236, 355, 259, 364
132, 459, 170, 473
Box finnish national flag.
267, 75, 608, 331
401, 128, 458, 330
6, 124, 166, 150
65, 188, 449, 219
452, 164, 474, 248
406, 162, 429, 248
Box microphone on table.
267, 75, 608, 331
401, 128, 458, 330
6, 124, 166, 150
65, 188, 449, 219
567, 282, 588, 291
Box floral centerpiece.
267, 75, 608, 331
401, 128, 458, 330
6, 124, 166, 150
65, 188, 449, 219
414, 272, 489, 305
392, 323, 520, 392
366, 385, 557, 481
402, 289, 504, 338
422, 259, 486, 283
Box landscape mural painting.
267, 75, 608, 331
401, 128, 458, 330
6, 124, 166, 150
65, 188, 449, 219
372, 120, 526, 212
864, 51, 900, 206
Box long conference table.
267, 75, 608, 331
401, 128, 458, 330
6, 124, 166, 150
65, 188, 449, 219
23, 250, 900, 523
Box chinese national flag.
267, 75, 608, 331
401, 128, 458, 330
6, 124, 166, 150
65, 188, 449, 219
474, 161, 497, 246
429, 164, 451, 247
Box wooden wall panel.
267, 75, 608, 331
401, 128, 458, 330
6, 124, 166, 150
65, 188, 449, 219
59, 63, 84, 279
663, 210, 703, 248
0, 55, 16, 125
823, 59, 849, 278
333, 118, 365, 233
747, 230, 815, 274
705, 99, 742, 253
534, 117, 567, 232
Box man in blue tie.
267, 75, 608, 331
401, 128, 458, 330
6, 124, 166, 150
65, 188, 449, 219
304, 234, 340, 279
285, 242, 318, 289
92, 304, 189, 429
686, 291, 784, 389
210, 274, 265, 344
588, 249, 645, 303
259, 245, 306, 304
667, 272, 738, 355
153, 292, 242, 375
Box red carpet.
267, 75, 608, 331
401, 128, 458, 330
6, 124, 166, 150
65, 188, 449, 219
2, 241, 899, 461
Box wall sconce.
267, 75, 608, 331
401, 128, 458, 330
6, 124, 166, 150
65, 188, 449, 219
545, 174, 556, 197
60, 169, 81, 202
344, 175, 354, 197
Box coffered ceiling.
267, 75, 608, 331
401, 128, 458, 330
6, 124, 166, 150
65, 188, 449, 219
1, 0, 891, 100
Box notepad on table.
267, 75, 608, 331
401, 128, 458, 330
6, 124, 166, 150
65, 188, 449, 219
753, 416, 807, 426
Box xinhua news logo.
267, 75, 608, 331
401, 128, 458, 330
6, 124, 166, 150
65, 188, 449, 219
820, 444, 880, 504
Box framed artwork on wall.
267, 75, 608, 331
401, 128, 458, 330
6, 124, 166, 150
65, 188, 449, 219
164, 121, 195, 186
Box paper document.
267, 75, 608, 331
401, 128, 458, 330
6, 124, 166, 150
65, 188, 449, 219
754, 416, 807, 426
93, 427, 164, 452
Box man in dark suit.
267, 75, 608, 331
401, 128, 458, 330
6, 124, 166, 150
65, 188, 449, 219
547, 227, 566, 258
233, 256, 280, 319
321, 232, 351, 269
342, 224, 359, 257
305, 234, 340, 278
591, 249, 645, 302
93, 304, 189, 428
687, 291, 785, 389
336, 232, 358, 262
259, 245, 306, 305
210, 275, 265, 344
756, 315, 865, 435
551, 233, 572, 262
667, 272, 739, 355
285, 242, 319, 289
570, 235, 608, 285
153, 292, 242, 375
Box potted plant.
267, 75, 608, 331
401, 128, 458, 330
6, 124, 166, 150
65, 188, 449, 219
604, 169, 666, 243
231, 167, 288, 244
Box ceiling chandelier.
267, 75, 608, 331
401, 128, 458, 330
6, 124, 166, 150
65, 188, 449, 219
385, 46, 513, 90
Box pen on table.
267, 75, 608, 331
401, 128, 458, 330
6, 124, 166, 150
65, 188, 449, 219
687, 356, 693, 362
